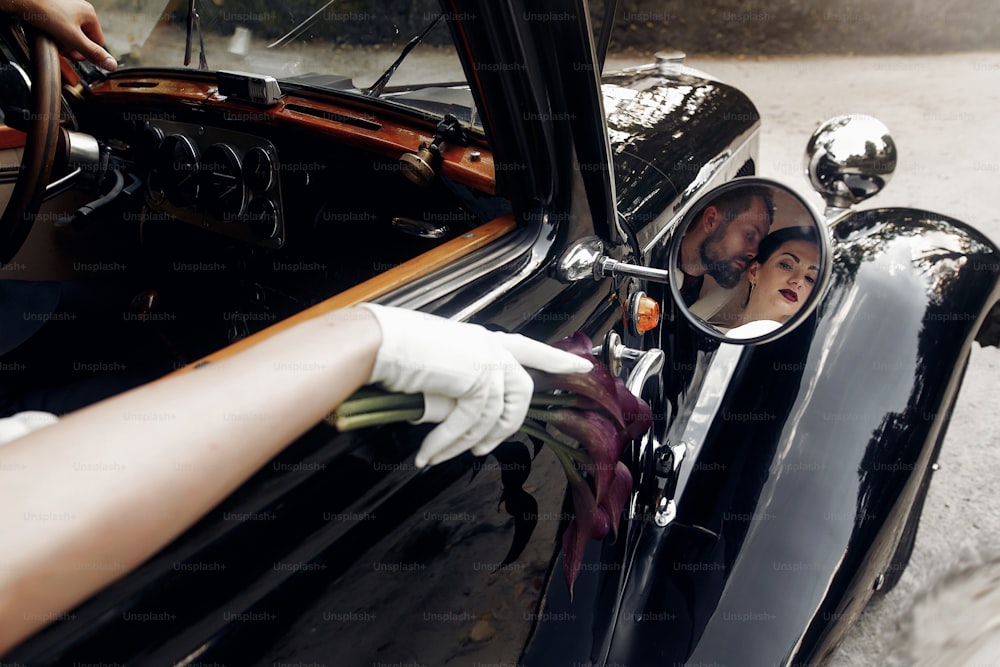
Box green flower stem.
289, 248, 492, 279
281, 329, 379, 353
343, 386, 392, 401
525, 410, 592, 462
334, 408, 424, 431
520, 419, 588, 481
335, 392, 424, 418
529, 393, 581, 409
338, 391, 579, 419
333, 391, 593, 477
526, 408, 555, 423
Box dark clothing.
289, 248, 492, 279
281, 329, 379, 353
0, 280, 174, 416
679, 273, 705, 307
0, 280, 61, 356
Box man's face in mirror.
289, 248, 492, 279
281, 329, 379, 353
698, 195, 771, 288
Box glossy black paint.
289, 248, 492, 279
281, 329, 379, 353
602, 67, 759, 248
522, 208, 1000, 665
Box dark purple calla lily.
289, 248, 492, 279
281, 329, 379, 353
532, 333, 625, 430
598, 461, 633, 540
548, 330, 594, 358
615, 380, 653, 441
542, 407, 620, 503
540, 333, 652, 594
562, 473, 612, 596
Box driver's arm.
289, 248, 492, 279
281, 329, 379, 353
3, 0, 117, 70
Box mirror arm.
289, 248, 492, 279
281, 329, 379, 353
555, 237, 671, 284
597, 256, 672, 284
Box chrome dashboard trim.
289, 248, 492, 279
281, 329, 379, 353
379, 223, 540, 319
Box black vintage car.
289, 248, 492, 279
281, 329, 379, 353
1, 1, 998, 665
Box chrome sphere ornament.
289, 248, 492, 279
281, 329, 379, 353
805, 114, 897, 211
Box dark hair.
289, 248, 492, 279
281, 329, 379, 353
711, 185, 775, 228
754, 226, 819, 264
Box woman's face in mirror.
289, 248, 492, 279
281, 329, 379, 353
744, 237, 820, 324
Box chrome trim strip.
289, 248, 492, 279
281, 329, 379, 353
379, 224, 540, 318
626, 348, 665, 398
447, 237, 547, 321
45, 167, 82, 193
0, 166, 19, 185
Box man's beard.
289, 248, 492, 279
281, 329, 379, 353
700, 225, 745, 289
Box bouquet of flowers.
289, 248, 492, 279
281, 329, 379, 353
332, 332, 652, 593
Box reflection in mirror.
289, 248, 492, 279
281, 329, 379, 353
669, 177, 828, 343
805, 114, 896, 213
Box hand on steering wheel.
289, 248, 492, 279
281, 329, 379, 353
15, 0, 116, 71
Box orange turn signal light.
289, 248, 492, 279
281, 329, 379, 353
624, 292, 661, 335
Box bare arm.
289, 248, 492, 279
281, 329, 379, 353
4, 0, 117, 70
0, 306, 379, 651
0, 303, 590, 651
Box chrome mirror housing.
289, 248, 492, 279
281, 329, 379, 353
805, 114, 897, 214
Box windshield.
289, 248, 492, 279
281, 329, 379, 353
92, 0, 473, 120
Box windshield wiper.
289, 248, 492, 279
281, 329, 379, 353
365, 14, 443, 98
184, 0, 208, 69
268, 0, 338, 49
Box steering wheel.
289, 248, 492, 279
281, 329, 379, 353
0, 28, 61, 265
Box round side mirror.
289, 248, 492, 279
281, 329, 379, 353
668, 177, 829, 344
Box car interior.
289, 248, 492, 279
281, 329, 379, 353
0, 29, 515, 383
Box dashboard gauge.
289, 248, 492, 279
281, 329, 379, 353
243, 146, 275, 192
247, 197, 280, 240
157, 134, 200, 206
199, 143, 246, 220
138, 119, 283, 248
139, 124, 164, 159
142, 125, 166, 203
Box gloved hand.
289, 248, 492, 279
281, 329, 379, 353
360, 304, 592, 467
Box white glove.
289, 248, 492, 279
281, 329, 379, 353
360, 304, 592, 467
